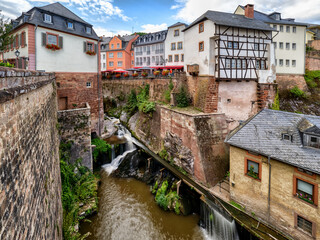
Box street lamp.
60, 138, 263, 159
15, 50, 20, 58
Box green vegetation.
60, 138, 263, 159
306, 45, 315, 53
0, 61, 14, 68
229, 200, 245, 211
158, 148, 169, 161
176, 87, 189, 108
271, 90, 280, 110
209, 213, 214, 221
154, 180, 181, 214
134, 32, 147, 36
152, 181, 158, 194
60, 141, 98, 240
305, 70, 320, 88
155, 180, 169, 210
91, 138, 111, 162
164, 79, 174, 103
125, 84, 156, 115
0, 11, 14, 52
290, 86, 306, 99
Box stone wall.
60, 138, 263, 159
128, 105, 228, 186
229, 146, 320, 240
58, 103, 92, 170
308, 39, 320, 50
276, 74, 308, 91
56, 72, 103, 135
0, 67, 62, 239
306, 57, 320, 71
257, 83, 278, 110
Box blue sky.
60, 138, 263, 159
1, 0, 320, 37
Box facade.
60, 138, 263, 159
164, 22, 187, 68
235, 5, 307, 76
133, 30, 167, 67
3, 3, 103, 134
100, 34, 138, 71
226, 109, 320, 240
183, 5, 276, 128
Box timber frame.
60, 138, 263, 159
214, 24, 272, 81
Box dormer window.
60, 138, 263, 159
282, 133, 292, 141
67, 22, 73, 29
44, 14, 52, 23
86, 26, 91, 34
307, 135, 320, 148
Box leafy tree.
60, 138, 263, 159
0, 11, 13, 51
134, 32, 147, 36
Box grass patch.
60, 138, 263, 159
229, 200, 245, 211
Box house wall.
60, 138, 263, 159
184, 20, 216, 76
36, 27, 98, 72
229, 146, 320, 240
3, 25, 29, 60
134, 42, 165, 67
101, 51, 107, 71
165, 25, 185, 66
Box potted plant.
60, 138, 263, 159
133, 73, 139, 77
162, 70, 169, 76
154, 71, 160, 76
46, 44, 60, 51
142, 72, 148, 77
86, 50, 96, 56
124, 73, 129, 77
106, 75, 111, 79
115, 74, 121, 78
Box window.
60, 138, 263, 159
21, 31, 26, 48
171, 43, 176, 50
292, 60, 296, 67
286, 42, 290, 50
109, 53, 114, 58
117, 43, 120, 49
307, 134, 320, 148
233, 42, 239, 49
273, 42, 277, 49
256, 60, 260, 69
103, 54, 105, 60
44, 14, 52, 23
273, 24, 277, 30
225, 59, 231, 68
117, 61, 122, 67
231, 59, 236, 68
293, 27, 296, 33
275, 59, 277, 66
237, 59, 241, 68
168, 55, 172, 62
199, 22, 204, 33
282, 133, 292, 141
261, 60, 266, 70
103, 63, 106, 68
296, 215, 313, 236
279, 59, 283, 66
286, 59, 290, 67
181, 54, 184, 62
292, 43, 296, 50
227, 41, 233, 48
286, 26, 290, 33
109, 61, 114, 66
131, 60, 134, 65
117, 52, 123, 58
67, 22, 73, 29
280, 25, 283, 32
279, 42, 283, 49
131, 52, 133, 56
246, 159, 260, 180
174, 29, 179, 36
242, 59, 246, 69
47, 33, 58, 45
111, 44, 114, 49
87, 42, 93, 51
174, 54, 179, 62
294, 178, 315, 205
86, 82, 91, 88
177, 42, 183, 50
199, 41, 204, 52
86, 27, 91, 34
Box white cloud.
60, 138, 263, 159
172, 0, 320, 23
1, 0, 33, 19
140, 23, 168, 33
94, 26, 131, 37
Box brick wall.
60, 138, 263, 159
257, 83, 278, 110
276, 74, 308, 91
56, 72, 103, 135
58, 103, 92, 170
0, 67, 62, 239
306, 57, 320, 71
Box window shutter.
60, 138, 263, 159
13, 37, 16, 48
83, 41, 87, 52
19, 34, 22, 47
94, 43, 97, 53
42, 32, 47, 46
18, 34, 21, 47
58, 36, 63, 49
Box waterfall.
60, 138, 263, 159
103, 125, 137, 175
201, 200, 239, 240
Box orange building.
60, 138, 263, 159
100, 34, 138, 71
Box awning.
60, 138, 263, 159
152, 66, 184, 70
113, 69, 128, 73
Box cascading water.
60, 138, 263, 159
200, 200, 239, 240
103, 124, 137, 175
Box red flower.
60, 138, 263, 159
45, 44, 60, 51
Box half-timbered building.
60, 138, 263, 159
183, 5, 276, 129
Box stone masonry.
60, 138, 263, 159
0, 67, 62, 239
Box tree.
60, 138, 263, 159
0, 11, 13, 51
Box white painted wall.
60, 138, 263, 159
36, 27, 98, 72
165, 24, 185, 66
101, 52, 107, 71
271, 24, 306, 75
4, 25, 29, 60
184, 20, 215, 76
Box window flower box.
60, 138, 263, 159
123, 73, 129, 77
142, 72, 148, 77
296, 193, 314, 204
86, 50, 96, 56
106, 75, 111, 79
247, 165, 259, 179
133, 73, 139, 77
46, 44, 60, 51
154, 71, 160, 76
162, 70, 169, 76
115, 74, 121, 78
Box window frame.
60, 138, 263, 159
174, 29, 179, 37
109, 52, 114, 58
117, 61, 123, 67
67, 21, 74, 29
279, 59, 283, 66
286, 26, 290, 33
199, 22, 204, 33
293, 27, 297, 33
280, 25, 284, 32
47, 32, 59, 46
293, 175, 318, 206
181, 54, 184, 62
44, 13, 52, 23
117, 52, 123, 58
294, 213, 316, 237
292, 60, 296, 67
174, 54, 179, 62
109, 61, 114, 67
286, 42, 290, 50
177, 41, 183, 50
171, 42, 176, 50
86, 82, 92, 88
86, 26, 91, 35
199, 41, 204, 52
168, 55, 173, 62
86, 41, 94, 52
292, 43, 296, 50
244, 157, 262, 181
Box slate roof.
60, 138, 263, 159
183, 10, 274, 32
168, 22, 188, 28
134, 30, 168, 46
12, 2, 99, 40
100, 35, 137, 51
225, 109, 320, 175
237, 5, 308, 27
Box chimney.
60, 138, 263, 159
244, 4, 254, 19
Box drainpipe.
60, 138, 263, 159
34, 24, 38, 70
97, 38, 101, 136
267, 155, 271, 221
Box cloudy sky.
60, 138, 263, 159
1, 0, 319, 37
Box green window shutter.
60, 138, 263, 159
94, 43, 98, 53
58, 36, 63, 49
42, 32, 47, 46
83, 41, 87, 52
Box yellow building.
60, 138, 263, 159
226, 109, 320, 240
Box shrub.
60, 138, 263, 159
123, 73, 129, 77
155, 181, 169, 210
305, 70, 320, 88
91, 138, 111, 162
0, 61, 14, 68
133, 73, 139, 77
154, 71, 160, 76
176, 87, 189, 107
142, 72, 148, 77
162, 70, 169, 76
271, 90, 280, 110
290, 86, 306, 99
125, 89, 138, 115
125, 84, 155, 114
